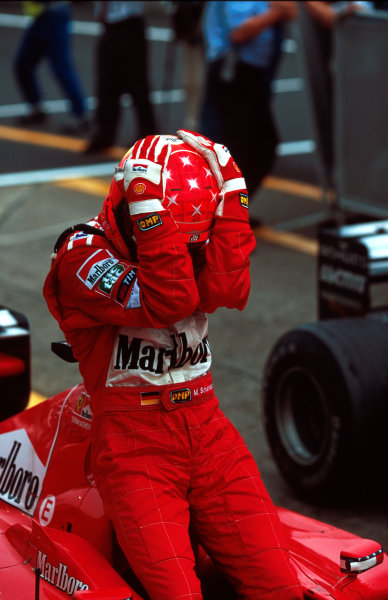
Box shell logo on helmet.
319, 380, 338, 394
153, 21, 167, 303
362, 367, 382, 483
133, 182, 146, 195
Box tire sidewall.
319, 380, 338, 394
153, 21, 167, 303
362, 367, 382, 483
263, 331, 352, 498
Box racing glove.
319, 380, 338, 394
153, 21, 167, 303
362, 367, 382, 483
176, 129, 249, 223
112, 135, 179, 244
114, 134, 172, 216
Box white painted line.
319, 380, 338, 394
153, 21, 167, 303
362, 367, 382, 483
0, 163, 115, 188
272, 77, 303, 93
0, 77, 299, 119
0, 89, 186, 118
276, 140, 316, 157
0, 138, 316, 190
282, 38, 297, 53
0, 13, 30, 28
0, 99, 78, 118
0, 220, 92, 246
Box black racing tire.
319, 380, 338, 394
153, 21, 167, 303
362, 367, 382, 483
262, 318, 388, 501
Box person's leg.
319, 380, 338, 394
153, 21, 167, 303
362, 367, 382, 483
226, 63, 278, 196
14, 19, 45, 118
85, 27, 122, 151
122, 18, 156, 139
44, 6, 86, 118
92, 408, 203, 600
190, 406, 303, 600
199, 63, 224, 141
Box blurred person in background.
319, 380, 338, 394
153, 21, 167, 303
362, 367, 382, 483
199, 0, 297, 225
84, 1, 156, 155
172, 1, 206, 130
14, 1, 88, 134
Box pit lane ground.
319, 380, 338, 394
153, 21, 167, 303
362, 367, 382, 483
0, 0, 387, 568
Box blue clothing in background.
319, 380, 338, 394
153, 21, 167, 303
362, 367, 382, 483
14, 3, 86, 118
200, 1, 285, 198
204, 0, 275, 69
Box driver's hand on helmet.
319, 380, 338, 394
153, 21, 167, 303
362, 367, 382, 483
114, 135, 172, 215
176, 129, 248, 220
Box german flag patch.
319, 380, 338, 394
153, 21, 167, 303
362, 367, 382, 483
141, 391, 160, 406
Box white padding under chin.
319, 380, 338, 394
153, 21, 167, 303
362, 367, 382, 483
129, 199, 164, 215
223, 178, 246, 193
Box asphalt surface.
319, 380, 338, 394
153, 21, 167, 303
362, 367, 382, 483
0, 0, 387, 562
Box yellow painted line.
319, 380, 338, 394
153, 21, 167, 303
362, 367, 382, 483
254, 225, 318, 256
0, 124, 86, 152
0, 123, 322, 257
27, 390, 46, 409
263, 175, 324, 202
56, 177, 110, 196
0, 123, 325, 203
0, 123, 126, 157
56, 181, 319, 257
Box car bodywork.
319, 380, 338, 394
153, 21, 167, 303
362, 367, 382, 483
0, 307, 387, 599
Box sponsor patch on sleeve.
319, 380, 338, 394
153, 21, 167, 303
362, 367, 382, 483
76, 249, 118, 289
136, 213, 163, 231
126, 279, 141, 309
240, 193, 248, 208
98, 263, 125, 295
114, 268, 137, 305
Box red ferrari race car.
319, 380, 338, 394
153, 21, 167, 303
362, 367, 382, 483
1, 305, 387, 600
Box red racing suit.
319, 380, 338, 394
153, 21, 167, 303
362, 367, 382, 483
44, 202, 303, 600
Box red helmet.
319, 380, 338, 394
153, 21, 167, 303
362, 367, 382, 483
163, 140, 220, 243
100, 136, 220, 255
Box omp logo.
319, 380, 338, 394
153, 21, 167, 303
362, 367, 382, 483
77, 250, 118, 290
132, 164, 148, 173
36, 552, 89, 596
136, 213, 162, 231
189, 234, 200, 242
0, 429, 46, 515
240, 193, 248, 208
171, 388, 191, 403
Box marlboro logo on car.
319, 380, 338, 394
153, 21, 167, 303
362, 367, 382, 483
0, 429, 46, 515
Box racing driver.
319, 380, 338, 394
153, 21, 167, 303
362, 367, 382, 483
44, 130, 303, 600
